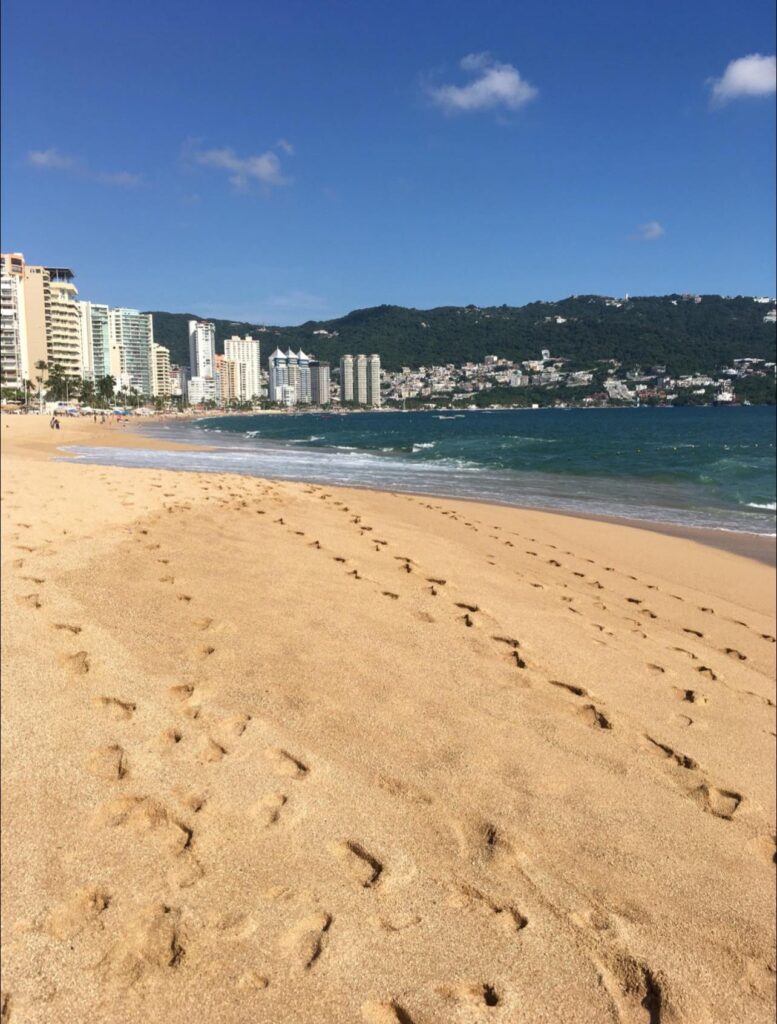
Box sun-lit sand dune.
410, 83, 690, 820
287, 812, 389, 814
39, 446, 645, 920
2, 416, 775, 1023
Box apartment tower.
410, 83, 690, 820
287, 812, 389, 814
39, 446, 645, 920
224, 334, 261, 402
367, 353, 381, 407
354, 354, 368, 404
110, 308, 154, 395
310, 361, 331, 405
339, 354, 354, 403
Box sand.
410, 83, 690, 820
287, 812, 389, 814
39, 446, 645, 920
1, 414, 775, 1024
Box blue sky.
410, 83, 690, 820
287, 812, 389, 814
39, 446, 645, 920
2, 0, 775, 323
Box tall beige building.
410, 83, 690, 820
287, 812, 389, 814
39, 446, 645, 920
339, 354, 354, 402
151, 342, 172, 398
215, 354, 238, 405
0, 254, 83, 381
354, 354, 368, 404
367, 354, 381, 407
47, 270, 82, 377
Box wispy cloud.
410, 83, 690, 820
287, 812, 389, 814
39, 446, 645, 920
27, 148, 77, 170
428, 53, 538, 113
191, 141, 292, 191
632, 221, 665, 241
26, 148, 142, 187
708, 54, 776, 104
95, 170, 143, 188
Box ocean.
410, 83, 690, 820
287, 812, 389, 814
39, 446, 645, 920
62, 406, 776, 536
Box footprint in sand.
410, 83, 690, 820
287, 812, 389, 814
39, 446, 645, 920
45, 887, 111, 940
450, 881, 528, 933
577, 704, 613, 730
86, 744, 129, 781
62, 650, 90, 676
265, 747, 308, 779
361, 1001, 416, 1024
329, 840, 383, 888
435, 982, 500, 1009
254, 792, 287, 827
280, 911, 331, 970
94, 696, 136, 720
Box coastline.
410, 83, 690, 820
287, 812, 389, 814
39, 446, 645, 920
28, 412, 776, 566
2, 411, 775, 1023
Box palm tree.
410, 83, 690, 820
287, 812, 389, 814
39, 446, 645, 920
34, 360, 48, 412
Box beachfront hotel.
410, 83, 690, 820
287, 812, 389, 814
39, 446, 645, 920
1, 252, 174, 402
268, 347, 312, 406
187, 319, 217, 405
224, 334, 262, 402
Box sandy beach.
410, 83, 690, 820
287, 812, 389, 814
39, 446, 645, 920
2, 414, 775, 1023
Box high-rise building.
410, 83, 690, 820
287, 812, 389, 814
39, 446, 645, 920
367, 354, 381, 407
151, 342, 172, 398
310, 361, 331, 405
224, 334, 261, 402
78, 301, 111, 382
268, 347, 312, 405
339, 354, 354, 403
187, 375, 216, 405
170, 364, 189, 399
189, 320, 216, 380
297, 349, 311, 403
1, 262, 26, 387
215, 353, 238, 405
110, 308, 154, 395
354, 354, 368, 404
1, 253, 51, 380
46, 269, 82, 378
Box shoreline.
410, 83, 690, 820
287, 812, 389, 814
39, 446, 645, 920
66, 415, 777, 567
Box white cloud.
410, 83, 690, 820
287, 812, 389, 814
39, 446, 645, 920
429, 53, 538, 113
275, 138, 294, 155
95, 170, 143, 188
633, 221, 665, 241
709, 53, 776, 103
27, 148, 78, 170
27, 149, 141, 186
194, 145, 291, 190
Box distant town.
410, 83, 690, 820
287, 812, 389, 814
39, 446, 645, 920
2, 251, 775, 413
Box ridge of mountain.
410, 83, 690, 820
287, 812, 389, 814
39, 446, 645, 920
145, 294, 776, 376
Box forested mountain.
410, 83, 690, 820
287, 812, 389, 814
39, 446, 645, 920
146, 295, 776, 376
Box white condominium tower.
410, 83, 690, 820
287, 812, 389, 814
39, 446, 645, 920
268, 348, 311, 405
189, 319, 216, 379
1, 259, 27, 387
339, 354, 354, 402
110, 308, 154, 395
224, 334, 262, 402
188, 319, 217, 405
367, 354, 381, 407
78, 301, 111, 381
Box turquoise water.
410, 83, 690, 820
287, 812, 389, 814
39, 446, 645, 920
63, 407, 776, 535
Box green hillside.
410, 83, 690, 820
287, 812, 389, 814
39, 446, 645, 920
145, 295, 776, 377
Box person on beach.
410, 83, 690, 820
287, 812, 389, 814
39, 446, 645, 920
55, 418, 60, 430
49, 416, 56, 430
